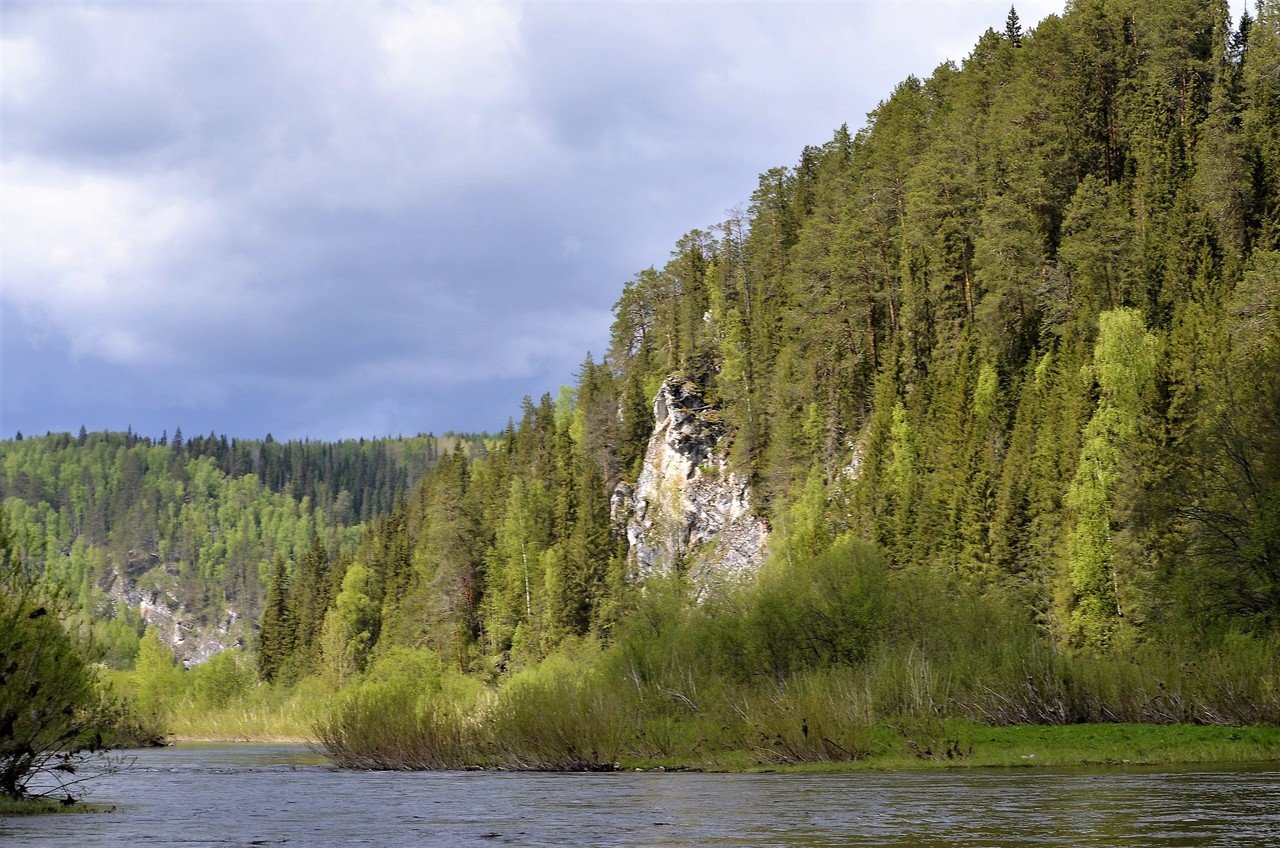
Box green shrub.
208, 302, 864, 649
189, 650, 255, 709
725, 671, 876, 764
479, 643, 631, 770
316, 647, 480, 769
0, 515, 112, 800
128, 628, 186, 725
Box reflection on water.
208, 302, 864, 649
2, 744, 1278, 847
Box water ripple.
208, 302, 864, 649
2, 746, 1277, 847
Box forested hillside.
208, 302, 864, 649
4, 1, 1277, 759
0, 430, 482, 665
266, 0, 1280, 693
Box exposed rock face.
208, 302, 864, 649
105, 567, 244, 666
622, 375, 768, 597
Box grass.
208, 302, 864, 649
0, 796, 116, 816
314, 641, 1280, 773
167, 685, 324, 742
619, 722, 1280, 773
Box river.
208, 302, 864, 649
3, 744, 1278, 846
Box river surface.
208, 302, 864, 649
3, 743, 1279, 846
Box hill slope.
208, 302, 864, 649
0, 430, 483, 663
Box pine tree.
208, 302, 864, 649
286, 537, 332, 668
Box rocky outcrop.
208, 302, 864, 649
105, 566, 244, 666
621, 375, 768, 598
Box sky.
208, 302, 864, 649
0, 0, 1246, 441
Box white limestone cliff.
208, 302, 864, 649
621, 375, 768, 598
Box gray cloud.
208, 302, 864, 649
4, 0, 1112, 439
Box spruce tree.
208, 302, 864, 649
1005, 6, 1023, 48
257, 554, 294, 682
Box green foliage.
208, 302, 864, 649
256, 555, 294, 682
1174, 249, 1280, 628
0, 513, 110, 800
318, 539, 1280, 770
738, 539, 889, 679
0, 430, 479, 673
319, 564, 379, 686
188, 650, 255, 710
129, 628, 186, 725
1064, 310, 1160, 650
278, 0, 1280, 717
772, 466, 835, 566
314, 647, 480, 769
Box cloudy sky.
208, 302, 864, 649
3, 0, 1228, 441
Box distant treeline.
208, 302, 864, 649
0, 430, 484, 666
8, 428, 484, 524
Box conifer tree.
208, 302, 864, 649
1006, 6, 1023, 47
257, 554, 294, 681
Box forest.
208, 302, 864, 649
0, 430, 480, 668
4, 0, 1279, 781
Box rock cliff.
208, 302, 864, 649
621, 375, 768, 597
105, 564, 244, 666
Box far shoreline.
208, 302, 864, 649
157, 722, 1280, 775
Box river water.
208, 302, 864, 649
3, 744, 1278, 846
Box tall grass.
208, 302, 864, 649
168, 678, 326, 741
317, 643, 631, 770
105, 648, 327, 743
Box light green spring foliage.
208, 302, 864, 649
108, 636, 312, 740
482, 478, 552, 661
189, 650, 255, 709
1065, 310, 1159, 650
320, 564, 379, 686
886, 401, 918, 552
774, 466, 834, 567
130, 628, 186, 724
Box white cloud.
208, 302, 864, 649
0, 160, 219, 363
0, 33, 45, 106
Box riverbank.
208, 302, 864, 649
307, 715, 1280, 773
620, 723, 1280, 773
159, 686, 324, 744
0, 797, 115, 817
169, 732, 312, 744
163, 722, 1280, 772
150, 721, 1280, 772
